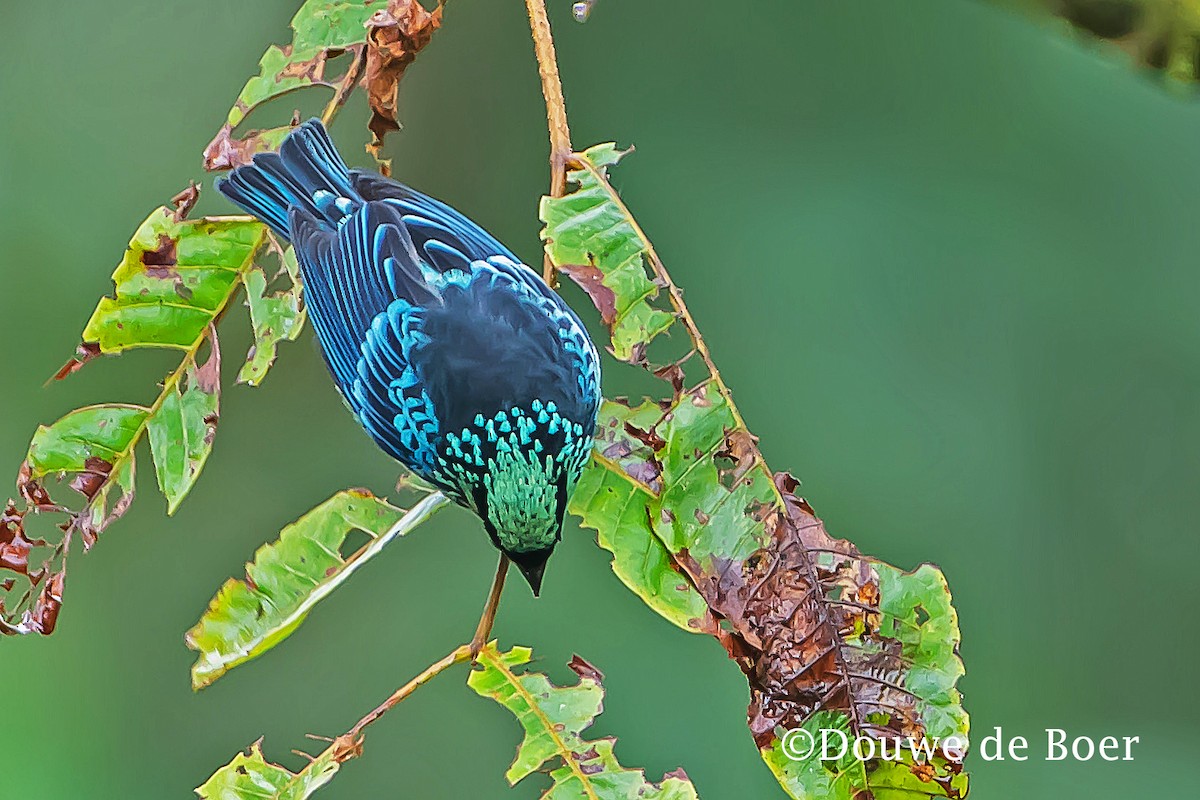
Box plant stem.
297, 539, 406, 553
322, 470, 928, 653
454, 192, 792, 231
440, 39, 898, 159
469, 554, 509, 659
344, 644, 473, 742
525, 0, 573, 284
322, 45, 369, 126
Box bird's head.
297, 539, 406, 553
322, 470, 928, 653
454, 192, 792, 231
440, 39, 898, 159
447, 402, 597, 596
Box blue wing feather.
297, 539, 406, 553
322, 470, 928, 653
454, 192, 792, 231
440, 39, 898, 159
217, 120, 601, 500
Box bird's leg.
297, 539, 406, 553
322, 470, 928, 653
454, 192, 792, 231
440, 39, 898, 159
469, 554, 510, 661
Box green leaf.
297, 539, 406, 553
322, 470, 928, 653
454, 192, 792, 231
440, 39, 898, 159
541, 144, 676, 361
24, 404, 148, 479
239, 244, 306, 386
186, 489, 451, 689
81, 208, 266, 353
203, 0, 380, 170
546, 146, 970, 798
2, 404, 148, 633
196, 740, 341, 800
147, 335, 222, 514
22, 403, 149, 548
6, 204, 269, 635
573, 399, 712, 633
468, 644, 700, 799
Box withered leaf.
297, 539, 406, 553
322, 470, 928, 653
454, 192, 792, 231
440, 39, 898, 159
363, 0, 444, 168
560, 262, 617, 325
52, 342, 101, 382
551, 145, 969, 798
171, 181, 200, 221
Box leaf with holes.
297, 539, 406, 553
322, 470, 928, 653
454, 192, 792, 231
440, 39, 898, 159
203, 0, 380, 170
468, 644, 700, 799
4, 199, 272, 636
541, 144, 676, 361
547, 145, 970, 797
2, 404, 148, 634
239, 244, 306, 385
196, 740, 343, 800
186, 489, 450, 689
80, 208, 265, 352
147, 334, 222, 514
573, 398, 711, 633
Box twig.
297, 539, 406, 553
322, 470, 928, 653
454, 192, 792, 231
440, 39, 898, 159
276, 644, 473, 777
345, 644, 473, 742
322, 45, 370, 126
525, 0, 573, 285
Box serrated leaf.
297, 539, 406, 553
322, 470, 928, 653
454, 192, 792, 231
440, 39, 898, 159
81, 208, 266, 353
4, 197, 275, 636
547, 146, 970, 797
468, 644, 700, 799
239, 245, 306, 386
541, 144, 676, 361
203, 0, 381, 170
147, 333, 222, 514
1, 404, 148, 634
196, 740, 341, 800
186, 489, 450, 689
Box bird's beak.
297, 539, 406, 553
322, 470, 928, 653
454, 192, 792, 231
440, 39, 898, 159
515, 559, 546, 596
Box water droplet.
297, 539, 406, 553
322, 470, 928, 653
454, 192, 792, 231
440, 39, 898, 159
572, 1, 595, 23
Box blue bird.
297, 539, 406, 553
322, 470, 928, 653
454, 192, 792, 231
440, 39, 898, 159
216, 120, 601, 649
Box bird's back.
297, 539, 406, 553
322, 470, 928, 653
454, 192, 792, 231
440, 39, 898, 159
216, 121, 601, 507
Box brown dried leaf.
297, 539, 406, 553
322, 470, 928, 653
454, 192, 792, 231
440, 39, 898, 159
363, 0, 444, 168
560, 263, 617, 325
553, 147, 969, 797
171, 181, 201, 221
52, 342, 102, 382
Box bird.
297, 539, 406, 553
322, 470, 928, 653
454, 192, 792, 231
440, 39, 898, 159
216, 119, 601, 652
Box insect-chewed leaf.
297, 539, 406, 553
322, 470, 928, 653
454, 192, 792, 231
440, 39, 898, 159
196, 740, 342, 800
7, 201, 269, 635
80, 207, 266, 353
468, 644, 700, 799
239, 243, 306, 386
147, 333, 221, 515
186, 489, 450, 689
548, 146, 970, 797
1, 404, 149, 634
203, 0, 443, 171
203, 0, 379, 170
572, 399, 712, 633
541, 144, 676, 361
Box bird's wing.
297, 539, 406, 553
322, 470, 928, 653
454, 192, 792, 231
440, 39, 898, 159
289, 188, 601, 490
290, 200, 448, 482
349, 172, 601, 422
349, 172, 561, 301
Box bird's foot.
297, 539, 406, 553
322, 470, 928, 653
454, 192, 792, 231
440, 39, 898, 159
468, 633, 488, 664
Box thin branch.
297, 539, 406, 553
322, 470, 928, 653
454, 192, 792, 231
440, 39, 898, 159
322, 45, 370, 126
525, 0, 573, 284
345, 644, 473, 742
255, 644, 472, 781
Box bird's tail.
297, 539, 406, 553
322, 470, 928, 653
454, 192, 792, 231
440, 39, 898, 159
215, 119, 360, 241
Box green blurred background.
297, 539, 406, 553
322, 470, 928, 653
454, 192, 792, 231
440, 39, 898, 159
3, 0, 1198, 796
